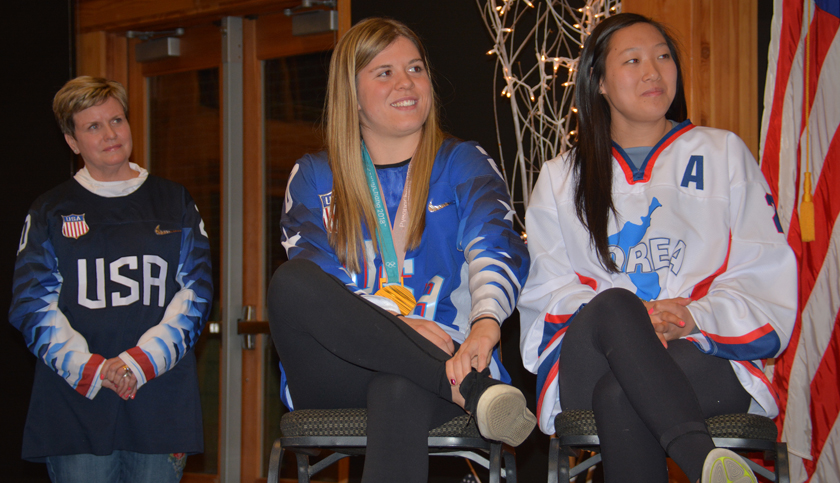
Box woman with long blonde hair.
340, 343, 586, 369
267, 17, 535, 482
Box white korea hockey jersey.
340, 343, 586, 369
518, 121, 797, 434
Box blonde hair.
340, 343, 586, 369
53, 76, 129, 136
326, 17, 445, 273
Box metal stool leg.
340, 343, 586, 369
547, 437, 561, 483
488, 442, 502, 483
267, 439, 284, 483
776, 442, 790, 483
295, 452, 312, 483
502, 445, 517, 483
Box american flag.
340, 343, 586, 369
759, 1, 840, 482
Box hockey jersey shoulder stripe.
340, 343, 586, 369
690, 233, 732, 300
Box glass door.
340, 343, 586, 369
121, 7, 346, 482
149, 67, 224, 475
250, 12, 344, 481
263, 41, 334, 483
127, 23, 225, 480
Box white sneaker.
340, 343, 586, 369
474, 384, 536, 447
701, 448, 758, 483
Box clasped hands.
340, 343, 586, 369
642, 297, 697, 348
100, 357, 137, 400
399, 315, 500, 387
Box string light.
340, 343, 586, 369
479, 0, 620, 224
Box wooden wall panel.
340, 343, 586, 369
240, 16, 265, 483
623, 0, 759, 159
77, 31, 108, 77
255, 12, 335, 61
127, 37, 148, 168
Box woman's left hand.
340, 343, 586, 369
446, 318, 500, 386
643, 297, 696, 348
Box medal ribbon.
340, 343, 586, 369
361, 141, 413, 285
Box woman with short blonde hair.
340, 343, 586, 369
10, 76, 212, 482
52, 76, 129, 136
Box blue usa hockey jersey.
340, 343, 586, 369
280, 138, 530, 408
9, 172, 213, 459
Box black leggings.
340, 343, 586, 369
559, 288, 751, 483
267, 259, 463, 483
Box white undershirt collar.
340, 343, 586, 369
74, 163, 148, 198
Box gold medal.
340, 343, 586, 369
376, 284, 417, 316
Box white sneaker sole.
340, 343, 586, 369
702, 448, 758, 483
475, 385, 537, 447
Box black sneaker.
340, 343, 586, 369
459, 368, 536, 446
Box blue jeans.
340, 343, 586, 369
46, 451, 186, 483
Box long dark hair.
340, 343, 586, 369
572, 13, 687, 272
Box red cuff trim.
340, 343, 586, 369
76, 354, 105, 396
127, 347, 156, 381
702, 324, 775, 345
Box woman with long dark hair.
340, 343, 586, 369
519, 13, 795, 483
268, 18, 535, 482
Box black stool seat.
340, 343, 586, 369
549, 410, 789, 483
269, 409, 517, 483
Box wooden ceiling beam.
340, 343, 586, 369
78, 0, 301, 33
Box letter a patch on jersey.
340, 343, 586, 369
62, 214, 89, 239
680, 155, 704, 190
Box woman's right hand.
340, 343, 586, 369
399, 315, 455, 356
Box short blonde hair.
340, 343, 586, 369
53, 76, 129, 136
326, 17, 445, 273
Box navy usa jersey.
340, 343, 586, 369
9, 173, 212, 459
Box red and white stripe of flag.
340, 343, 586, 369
759, 1, 840, 481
